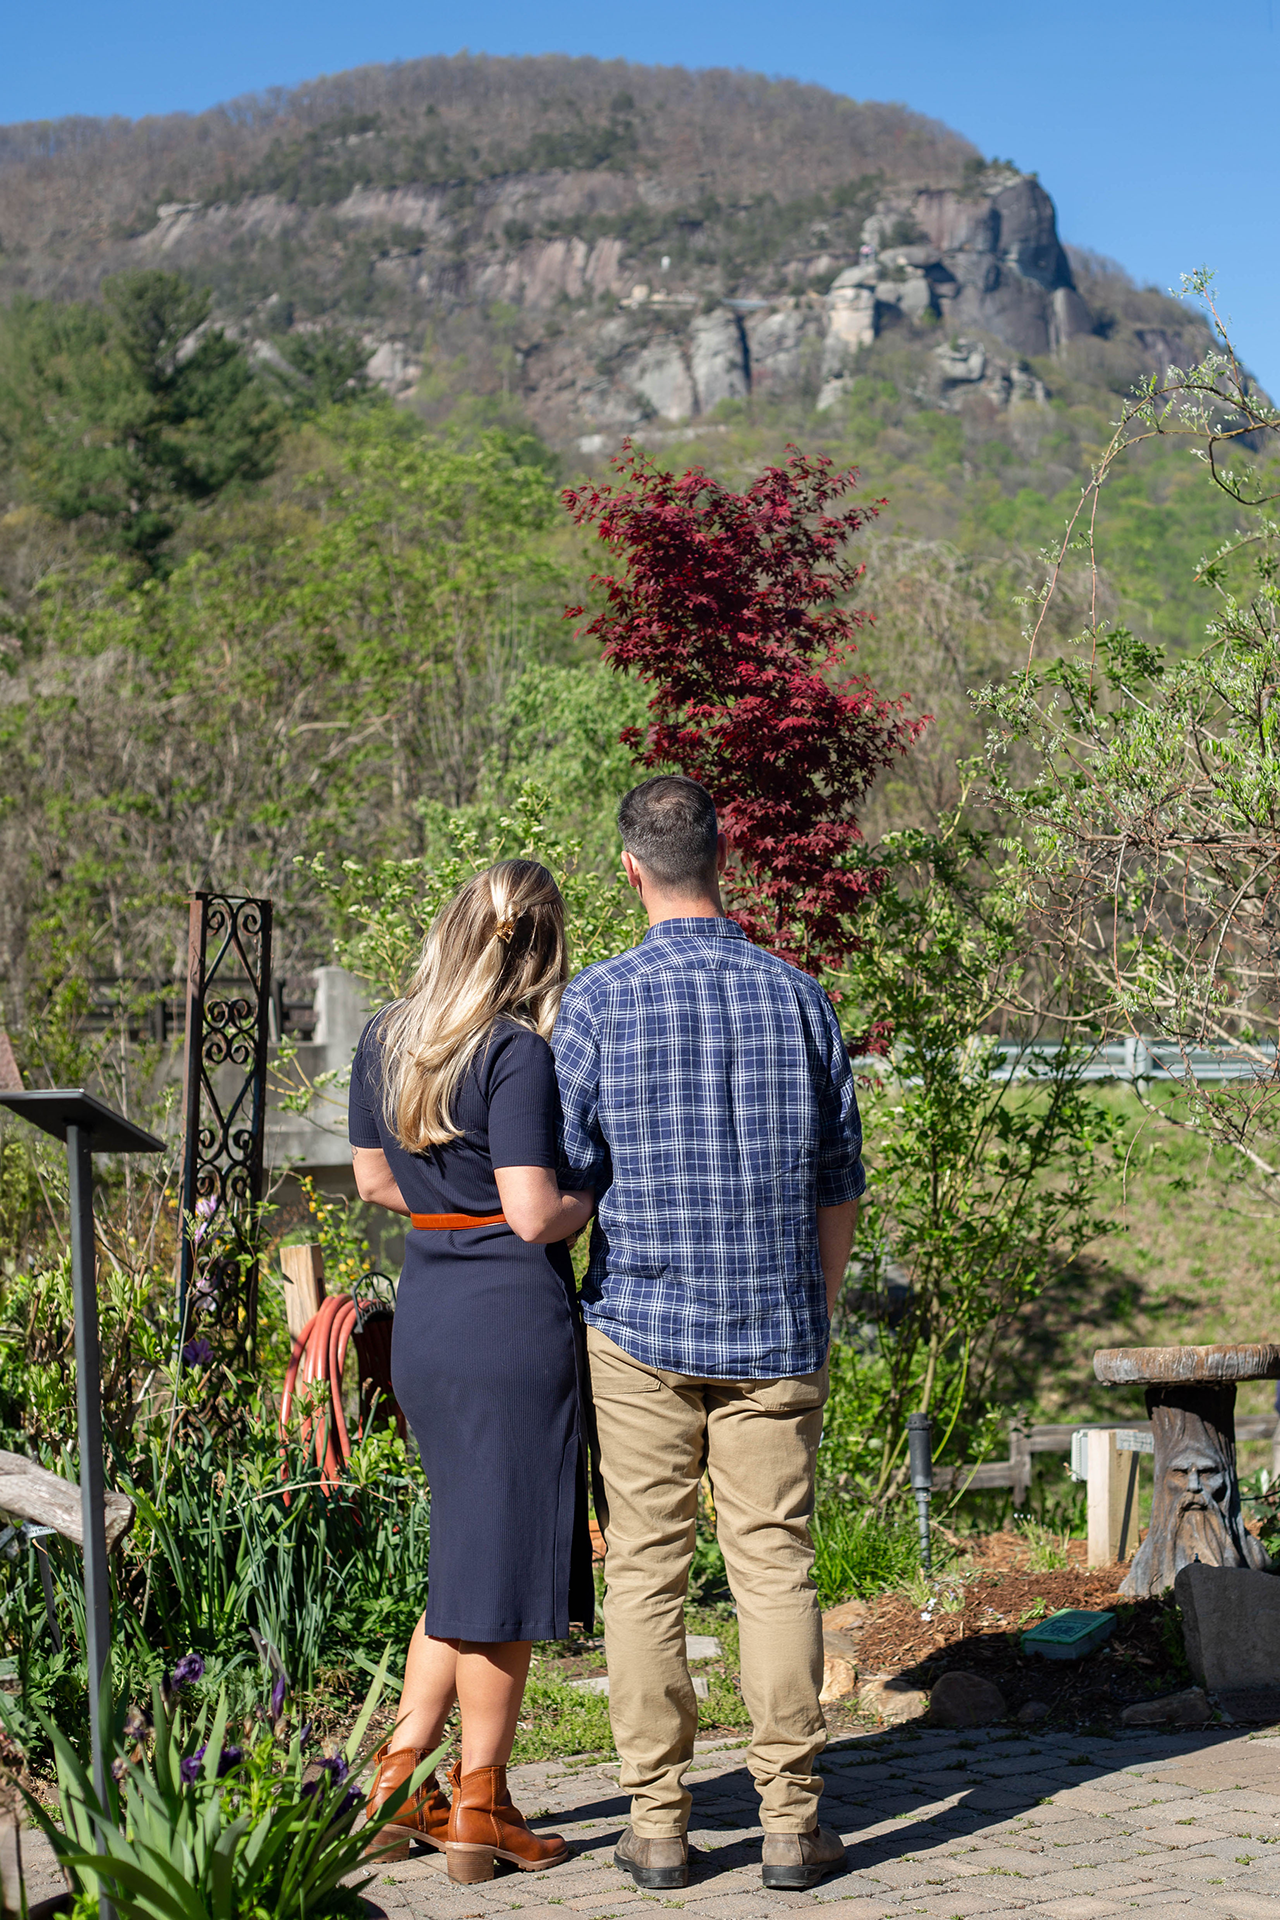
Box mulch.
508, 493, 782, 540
841, 1550, 1185, 1726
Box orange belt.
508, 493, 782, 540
411, 1211, 507, 1230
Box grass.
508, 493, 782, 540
812, 1502, 923, 1607
1013, 1087, 1280, 1450
510, 1604, 749, 1763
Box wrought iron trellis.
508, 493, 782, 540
178, 893, 273, 1359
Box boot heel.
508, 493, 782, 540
447, 1845, 496, 1883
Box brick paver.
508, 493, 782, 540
359, 1725, 1280, 1918
16, 1724, 1280, 1915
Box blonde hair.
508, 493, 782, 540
378, 859, 568, 1151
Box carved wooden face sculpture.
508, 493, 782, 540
1160, 1433, 1236, 1565
1121, 1389, 1269, 1596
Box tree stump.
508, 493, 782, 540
1094, 1345, 1280, 1598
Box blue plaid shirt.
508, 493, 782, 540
553, 917, 865, 1380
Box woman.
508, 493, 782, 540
349, 859, 595, 1884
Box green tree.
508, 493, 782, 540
0, 271, 280, 561
980, 272, 1280, 1191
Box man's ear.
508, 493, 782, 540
715, 832, 728, 874
621, 849, 644, 894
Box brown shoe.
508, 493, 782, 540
614, 1827, 689, 1890
761, 1826, 846, 1889
363, 1743, 453, 1859
445, 1764, 571, 1882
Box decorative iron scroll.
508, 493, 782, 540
178, 893, 273, 1360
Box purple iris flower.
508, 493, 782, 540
269, 1674, 287, 1725
180, 1749, 205, 1785
215, 1745, 244, 1778
182, 1338, 214, 1367
169, 1653, 205, 1689
301, 1753, 349, 1798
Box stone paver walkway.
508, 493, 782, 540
363, 1724, 1280, 1920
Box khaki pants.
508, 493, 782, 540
586, 1325, 828, 1836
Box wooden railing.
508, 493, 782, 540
933, 1415, 1277, 1503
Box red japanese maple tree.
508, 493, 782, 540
564, 441, 925, 978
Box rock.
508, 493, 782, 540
859, 1675, 928, 1724
689, 310, 748, 412
570, 1673, 709, 1700
1175, 1565, 1280, 1689
822, 1598, 871, 1635
1120, 1687, 1212, 1727
684, 1634, 721, 1661
1016, 1699, 1050, 1724
1051, 286, 1095, 348
746, 305, 822, 393
819, 1654, 858, 1705
927, 1670, 1007, 1728
628, 338, 695, 422
364, 340, 422, 396
825, 276, 877, 353
935, 338, 986, 386
822, 1627, 859, 1665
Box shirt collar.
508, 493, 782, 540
642, 916, 748, 945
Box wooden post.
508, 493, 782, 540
1010, 1424, 1033, 1508
280, 1243, 325, 1343
1087, 1427, 1127, 1567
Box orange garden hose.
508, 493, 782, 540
278, 1293, 403, 1494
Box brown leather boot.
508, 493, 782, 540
445, 1764, 570, 1882
362, 1742, 453, 1859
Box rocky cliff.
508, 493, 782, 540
128, 158, 1097, 442
0, 54, 1209, 446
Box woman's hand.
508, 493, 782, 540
351, 1146, 411, 1216
494, 1166, 595, 1245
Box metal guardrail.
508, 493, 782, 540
855, 1037, 1279, 1087
991, 1037, 1279, 1085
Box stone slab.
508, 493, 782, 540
1176, 1564, 1280, 1689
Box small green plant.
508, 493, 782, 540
23, 1650, 433, 1920
1015, 1519, 1072, 1572
811, 1503, 923, 1605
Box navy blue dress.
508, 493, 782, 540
349, 1016, 593, 1642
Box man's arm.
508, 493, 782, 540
818, 1199, 859, 1318
551, 988, 610, 1193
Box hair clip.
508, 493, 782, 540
494, 912, 517, 944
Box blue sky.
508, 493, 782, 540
4, 1, 1278, 391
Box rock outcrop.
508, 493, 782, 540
126, 157, 1093, 442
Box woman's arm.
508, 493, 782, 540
494, 1166, 595, 1245
351, 1146, 411, 1217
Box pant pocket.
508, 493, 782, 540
746, 1362, 829, 1413
586, 1328, 664, 1394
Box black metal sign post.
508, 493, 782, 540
907, 1411, 934, 1575
178, 893, 272, 1359
0, 1089, 162, 1919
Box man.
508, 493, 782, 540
553, 774, 863, 1893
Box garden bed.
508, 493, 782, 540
824, 1538, 1199, 1731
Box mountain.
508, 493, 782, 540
0, 54, 1212, 446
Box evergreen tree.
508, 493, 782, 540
0, 271, 281, 562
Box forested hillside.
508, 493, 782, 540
0, 54, 1263, 1050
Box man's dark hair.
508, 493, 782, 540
618, 776, 719, 890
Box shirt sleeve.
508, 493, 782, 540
814, 995, 866, 1208
484, 1026, 563, 1170
551, 986, 610, 1192
348, 1019, 386, 1150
